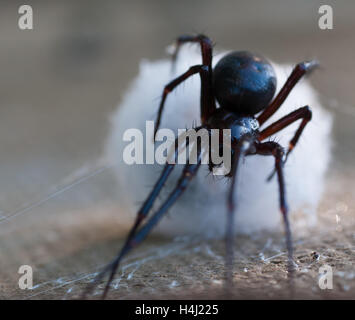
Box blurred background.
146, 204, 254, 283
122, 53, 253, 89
0, 0, 354, 299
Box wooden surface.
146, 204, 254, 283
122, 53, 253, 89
0, 1, 354, 299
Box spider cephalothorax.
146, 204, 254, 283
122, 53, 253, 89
85, 34, 317, 299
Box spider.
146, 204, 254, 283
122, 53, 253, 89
85, 34, 317, 299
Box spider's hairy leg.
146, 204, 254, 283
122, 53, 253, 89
225, 136, 255, 290
101, 146, 203, 299
155, 65, 210, 138
257, 60, 318, 126
254, 142, 295, 280
82, 136, 188, 298
164, 34, 216, 126
84, 137, 204, 299
171, 34, 213, 71
258, 106, 312, 180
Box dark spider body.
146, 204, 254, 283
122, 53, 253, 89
85, 35, 318, 299
208, 52, 276, 160
208, 51, 276, 151
213, 51, 277, 115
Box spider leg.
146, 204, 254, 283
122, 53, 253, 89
155, 65, 212, 137
102, 149, 202, 299
169, 34, 216, 123
257, 61, 318, 126
85, 138, 203, 299
225, 136, 254, 288
82, 129, 202, 298
254, 142, 295, 277
258, 106, 312, 180
259, 106, 312, 158
171, 34, 213, 70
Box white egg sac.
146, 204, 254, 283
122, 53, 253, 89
106, 46, 332, 238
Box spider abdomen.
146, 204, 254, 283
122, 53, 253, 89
213, 51, 277, 115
